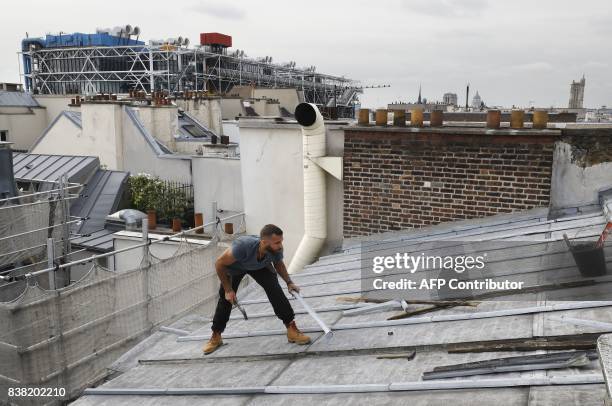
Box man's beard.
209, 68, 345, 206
266, 245, 280, 253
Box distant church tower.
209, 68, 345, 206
568, 75, 586, 109
417, 84, 422, 104
471, 91, 482, 110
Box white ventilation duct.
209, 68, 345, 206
288, 103, 343, 274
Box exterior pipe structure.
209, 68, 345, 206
288, 103, 327, 274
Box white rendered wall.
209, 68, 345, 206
134, 106, 177, 151
0, 107, 47, 151
121, 110, 192, 182
30, 115, 81, 155
33, 95, 74, 125
253, 88, 300, 115
220, 98, 245, 120
31, 103, 121, 169
192, 156, 243, 221
551, 140, 612, 209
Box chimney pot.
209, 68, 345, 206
375, 109, 388, 126
411, 108, 424, 127
393, 109, 406, 127
510, 110, 525, 129
430, 110, 444, 127
486, 110, 501, 129
532, 110, 549, 129
358, 108, 370, 125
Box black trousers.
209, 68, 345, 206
211, 268, 295, 332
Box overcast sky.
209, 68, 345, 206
1, 0, 610, 109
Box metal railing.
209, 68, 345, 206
0, 211, 245, 281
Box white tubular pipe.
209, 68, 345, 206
82, 374, 604, 396
292, 292, 333, 338
288, 103, 327, 274
177, 300, 612, 341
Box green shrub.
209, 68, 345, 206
128, 173, 191, 223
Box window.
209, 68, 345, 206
182, 125, 208, 138
0, 131, 7, 142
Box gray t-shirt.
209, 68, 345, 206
226, 235, 284, 276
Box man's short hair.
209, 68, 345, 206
260, 224, 283, 238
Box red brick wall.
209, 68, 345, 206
343, 129, 557, 237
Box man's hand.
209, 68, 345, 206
287, 282, 300, 294
225, 290, 237, 304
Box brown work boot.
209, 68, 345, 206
202, 330, 223, 354
286, 320, 311, 345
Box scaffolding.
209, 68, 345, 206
19, 43, 361, 117
0, 175, 80, 290
0, 211, 244, 405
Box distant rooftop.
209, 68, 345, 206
0, 90, 39, 107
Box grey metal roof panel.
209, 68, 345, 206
70, 169, 129, 235
72, 229, 115, 252
72, 206, 612, 405
12, 152, 99, 184
63, 110, 82, 128
0, 91, 40, 107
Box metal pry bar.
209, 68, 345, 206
292, 291, 333, 339
233, 299, 248, 320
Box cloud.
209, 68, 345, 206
186, 2, 246, 20
583, 61, 608, 69
506, 62, 554, 73
587, 14, 612, 35
403, 0, 488, 17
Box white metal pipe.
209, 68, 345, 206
0, 183, 81, 203
80, 374, 604, 396
292, 292, 332, 338
288, 103, 327, 274
549, 315, 612, 331
177, 301, 612, 341
0, 218, 82, 241
0, 195, 80, 211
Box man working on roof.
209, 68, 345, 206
203, 224, 311, 354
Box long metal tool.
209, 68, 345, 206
422, 354, 590, 380
291, 291, 333, 339
233, 299, 248, 320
